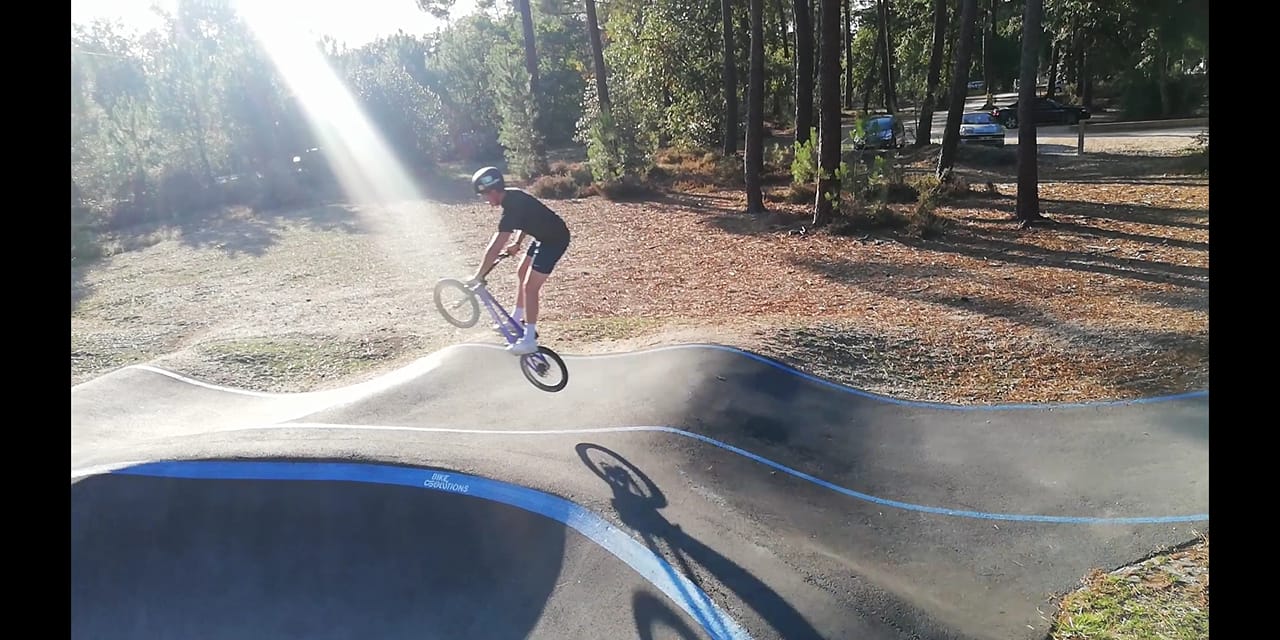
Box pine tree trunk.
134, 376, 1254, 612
982, 0, 995, 108
746, 0, 767, 212
814, 0, 842, 226
515, 0, 548, 175
585, 0, 610, 112
1047, 36, 1060, 100
878, 0, 897, 113
915, 0, 947, 147
862, 39, 879, 110
793, 0, 814, 143
844, 0, 853, 109
722, 0, 739, 154
935, 0, 978, 180
1015, 0, 1045, 225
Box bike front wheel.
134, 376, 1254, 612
433, 279, 480, 328
520, 346, 568, 392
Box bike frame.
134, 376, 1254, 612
471, 254, 539, 353
471, 283, 526, 346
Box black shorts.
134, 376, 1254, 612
525, 238, 569, 274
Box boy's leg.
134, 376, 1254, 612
513, 248, 534, 322
507, 270, 548, 354
507, 241, 566, 354
521, 269, 550, 326
523, 240, 566, 327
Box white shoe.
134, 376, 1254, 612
506, 333, 538, 355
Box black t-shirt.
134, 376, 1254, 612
498, 189, 570, 245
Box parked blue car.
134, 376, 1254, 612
852, 114, 907, 150
959, 112, 1005, 147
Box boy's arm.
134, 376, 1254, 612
472, 231, 513, 282
505, 230, 525, 253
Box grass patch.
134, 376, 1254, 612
552, 315, 664, 342
1049, 534, 1209, 640
196, 334, 417, 389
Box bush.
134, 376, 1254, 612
1118, 74, 1207, 120
828, 200, 908, 235
597, 175, 655, 201
908, 189, 947, 238
547, 161, 594, 186
907, 173, 941, 196
650, 146, 741, 188
529, 174, 580, 199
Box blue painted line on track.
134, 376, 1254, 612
97, 459, 755, 640
120, 422, 1209, 525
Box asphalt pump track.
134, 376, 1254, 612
71, 343, 1209, 640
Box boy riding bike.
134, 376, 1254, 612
469, 166, 572, 355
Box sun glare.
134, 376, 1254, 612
233, 0, 468, 280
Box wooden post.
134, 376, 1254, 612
1077, 120, 1085, 155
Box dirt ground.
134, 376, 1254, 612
72, 135, 1208, 407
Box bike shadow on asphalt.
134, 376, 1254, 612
576, 442, 824, 640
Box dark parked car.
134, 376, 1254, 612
958, 112, 1005, 146
852, 114, 906, 150
991, 97, 1090, 129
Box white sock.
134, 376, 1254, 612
513, 307, 524, 322
525, 323, 537, 339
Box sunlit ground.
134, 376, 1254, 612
234, 1, 469, 280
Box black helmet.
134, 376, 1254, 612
472, 166, 504, 194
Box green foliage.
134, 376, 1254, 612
576, 82, 649, 183
67, 0, 1209, 250
598, 0, 723, 149
817, 162, 852, 206
420, 14, 509, 160
490, 46, 548, 179
791, 131, 819, 185
530, 15, 590, 145
344, 56, 447, 169
907, 181, 946, 238
1117, 73, 1207, 119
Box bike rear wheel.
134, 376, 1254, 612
433, 279, 480, 328
520, 346, 568, 392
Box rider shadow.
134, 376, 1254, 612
576, 443, 824, 640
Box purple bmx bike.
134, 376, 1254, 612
433, 253, 568, 392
